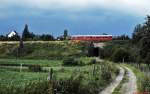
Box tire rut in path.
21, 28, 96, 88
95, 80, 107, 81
121, 67, 137, 94
99, 67, 125, 94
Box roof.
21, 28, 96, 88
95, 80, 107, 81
7, 31, 17, 38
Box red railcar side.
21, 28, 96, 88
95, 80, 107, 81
71, 35, 112, 41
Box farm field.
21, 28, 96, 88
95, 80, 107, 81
0, 57, 119, 94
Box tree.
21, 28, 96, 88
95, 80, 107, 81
145, 53, 150, 66
0, 35, 7, 41
40, 34, 54, 41
137, 16, 150, 62
132, 16, 150, 65
111, 48, 131, 62
63, 29, 68, 40
113, 34, 130, 40
132, 24, 143, 44
22, 24, 34, 41
132, 16, 150, 44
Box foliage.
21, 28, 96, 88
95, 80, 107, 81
28, 65, 42, 72
0, 35, 7, 41
113, 34, 130, 40
62, 58, 84, 66
111, 47, 132, 62
63, 29, 68, 40
101, 41, 134, 63
39, 34, 54, 41
56, 29, 70, 41
22, 24, 35, 41
141, 76, 150, 92
132, 15, 150, 65
0, 24, 55, 41
0, 31, 20, 41
132, 24, 143, 44
88, 59, 96, 65
145, 53, 150, 65
124, 64, 150, 92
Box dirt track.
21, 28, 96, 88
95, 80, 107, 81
121, 67, 137, 94
99, 67, 125, 94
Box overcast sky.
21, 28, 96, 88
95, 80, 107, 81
0, 0, 149, 36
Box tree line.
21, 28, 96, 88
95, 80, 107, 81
98, 15, 150, 66
0, 24, 69, 41
132, 15, 150, 66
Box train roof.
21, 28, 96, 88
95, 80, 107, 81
71, 35, 113, 37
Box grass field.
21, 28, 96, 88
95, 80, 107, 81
0, 57, 92, 85
0, 57, 92, 67
0, 58, 118, 92
0, 69, 47, 87
0, 59, 62, 67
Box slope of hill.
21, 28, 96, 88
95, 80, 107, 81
0, 41, 88, 59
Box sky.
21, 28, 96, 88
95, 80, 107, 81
0, 0, 149, 37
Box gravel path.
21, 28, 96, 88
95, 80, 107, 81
99, 67, 125, 94
121, 67, 137, 94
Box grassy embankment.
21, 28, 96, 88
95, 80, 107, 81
0, 41, 88, 59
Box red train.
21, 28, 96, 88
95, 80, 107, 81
71, 35, 113, 41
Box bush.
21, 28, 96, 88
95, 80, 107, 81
111, 48, 131, 62
62, 58, 84, 66
89, 59, 96, 65
101, 69, 112, 82
28, 65, 42, 72
141, 76, 150, 92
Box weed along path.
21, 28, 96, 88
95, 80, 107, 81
99, 67, 125, 94
121, 67, 137, 94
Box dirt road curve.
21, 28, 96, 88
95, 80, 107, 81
121, 67, 137, 94
99, 67, 125, 94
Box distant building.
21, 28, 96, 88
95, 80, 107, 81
7, 30, 17, 38
71, 35, 113, 41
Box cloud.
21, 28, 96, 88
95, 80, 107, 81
0, 0, 150, 16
